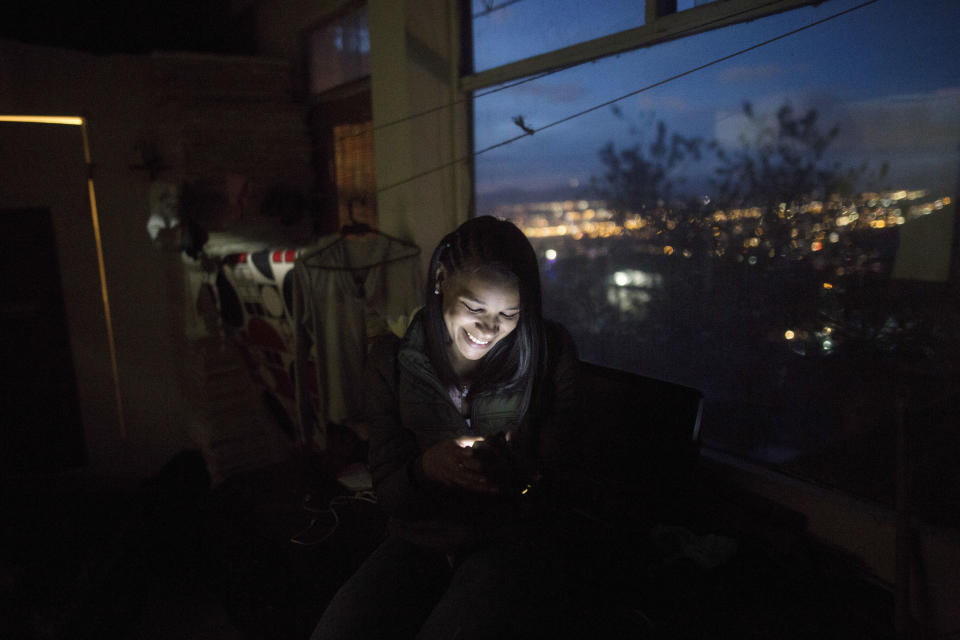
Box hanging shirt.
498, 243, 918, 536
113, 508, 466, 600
292, 232, 422, 449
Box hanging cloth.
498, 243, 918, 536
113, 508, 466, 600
292, 230, 422, 449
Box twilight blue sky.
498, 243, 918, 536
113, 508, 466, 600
471, 0, 960, 204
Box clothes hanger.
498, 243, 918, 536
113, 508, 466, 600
340, 200, 375, 236
301, 197, 421, 269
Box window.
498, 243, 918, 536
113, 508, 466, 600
308, 84, 377, 233
305, 4, 376, 232
676, 0, 721, 10
470, 0, 644, 72
332, 121, 376, 228
469, 0, 960, 527
307, 4, 370, 95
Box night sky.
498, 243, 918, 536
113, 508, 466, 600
471, 0, 960, 204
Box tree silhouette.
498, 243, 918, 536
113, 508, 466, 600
710, 101, 887, 211
591, 114, 703, 225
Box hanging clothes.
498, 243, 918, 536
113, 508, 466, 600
214, 249, 302, 431
190, 246, 303, 436
292, 231, 422, 450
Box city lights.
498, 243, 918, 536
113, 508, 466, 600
489, 186, 954, 365
500, 188, 946, 265
611, 269, 661, 288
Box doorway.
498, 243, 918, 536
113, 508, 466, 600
0, 207, 86, 472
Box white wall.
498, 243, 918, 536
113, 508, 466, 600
368, 0, 471, 275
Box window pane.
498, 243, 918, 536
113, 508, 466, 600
470, 0, 644, 72
676, 0, 721, 11
308, 5, 370, 94
334, 123, 377, 228
473, 0, 960, 525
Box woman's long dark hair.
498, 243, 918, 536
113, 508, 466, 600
422, 216, 547, 422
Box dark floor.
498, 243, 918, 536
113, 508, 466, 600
1, 441, 385, 640
1, 445, 896, 640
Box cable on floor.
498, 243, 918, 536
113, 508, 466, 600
290, 490, 379, 546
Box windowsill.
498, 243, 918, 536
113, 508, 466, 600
698, 444, 960, 627
700, 446, 898, 526
700, 445, 960, 544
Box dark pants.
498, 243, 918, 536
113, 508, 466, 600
311, 534, 574, 640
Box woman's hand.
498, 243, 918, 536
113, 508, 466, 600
421, 438, 501, 494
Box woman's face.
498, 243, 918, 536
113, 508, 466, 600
440, 268, 520, 373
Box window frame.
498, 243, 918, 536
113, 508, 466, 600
460, 0, 823, 92
307, 76, 376, 234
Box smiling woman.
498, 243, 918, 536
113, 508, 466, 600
423, 216, 547, 409
438, 266, 521, 373
310, 216, 582, 639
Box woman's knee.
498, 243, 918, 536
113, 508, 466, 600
311, 536, 450, 640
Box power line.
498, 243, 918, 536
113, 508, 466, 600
473, 0, 526, 20
331, 68, 561, 144
335, 0, 797, 144
508, 0, 883, 141
375, 0, 881, 195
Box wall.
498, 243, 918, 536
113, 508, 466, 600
0, 39, 313, 481
368, 0, 471, 275
0, 39, 185, 479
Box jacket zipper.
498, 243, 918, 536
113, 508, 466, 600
398, 351, 471, 429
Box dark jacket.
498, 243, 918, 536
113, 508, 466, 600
364, 310, 580, 550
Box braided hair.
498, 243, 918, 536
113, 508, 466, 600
422, 216, 547, 423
